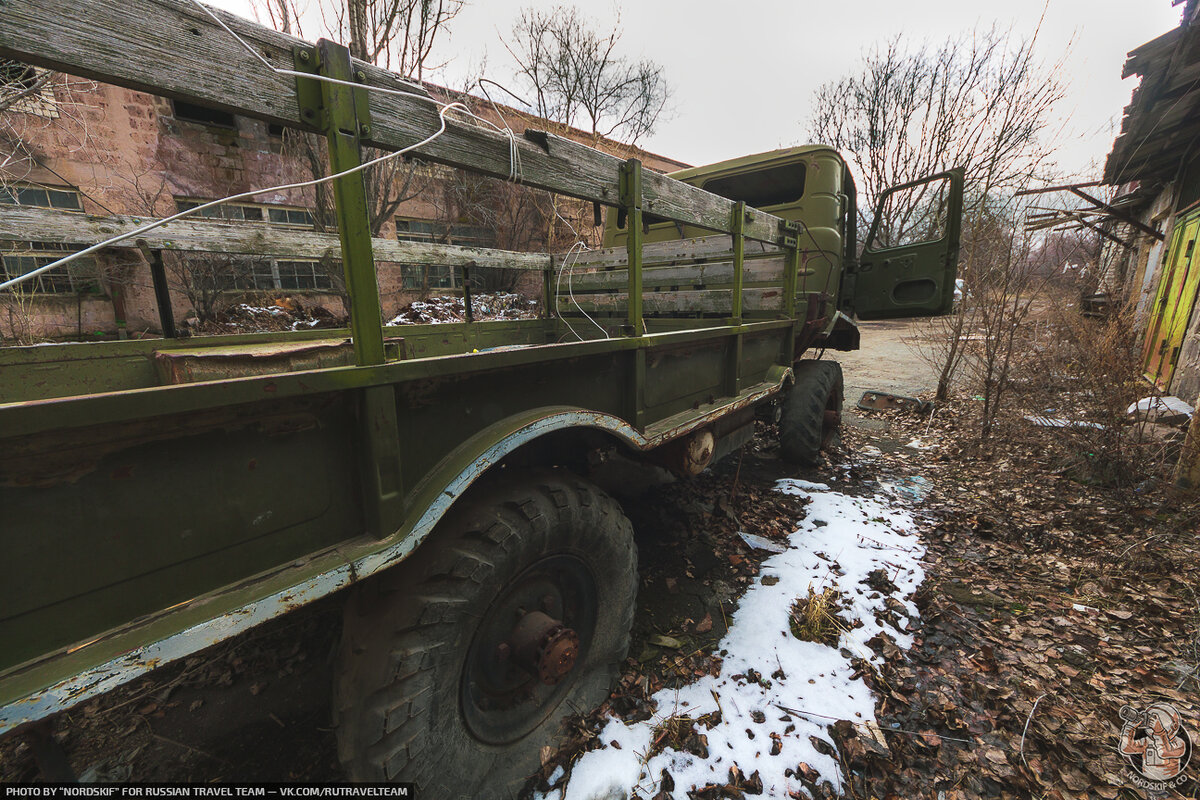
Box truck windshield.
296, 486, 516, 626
701, 162, 806, 208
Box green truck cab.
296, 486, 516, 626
603, 146, 964, 331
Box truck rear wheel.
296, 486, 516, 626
333, 470, 637, 798
779, 360, 844, 466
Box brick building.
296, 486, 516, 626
0, 64, 687, 341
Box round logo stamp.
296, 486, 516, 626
1118, 701, 1193, 797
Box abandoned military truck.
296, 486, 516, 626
0, 1, 962, 795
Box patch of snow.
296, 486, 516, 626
544, 481, 926, 800
777, 479, 830, 493
906, 438, 937, 450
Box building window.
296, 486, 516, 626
268, 207, 315, 227
173, 199, 329, 292
0, 183, 84, 211
224, 258, 332, 292
1, 241, 96, 294
276, 260, 331, 290
400, 264, 458, 290
0, 186, 91, 292
395, 217, 494, 247
175, 198, 314, 227
172, 99, 237, 129
175, 198, 263, 222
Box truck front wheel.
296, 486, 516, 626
333, 470, 637, 797
779, 360, 844, 466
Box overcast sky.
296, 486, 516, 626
209, 0, 1183, 179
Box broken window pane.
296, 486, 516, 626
868, 176, 951, 250
702, 162, 806, 209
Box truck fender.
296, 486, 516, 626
0, 408, 646, 735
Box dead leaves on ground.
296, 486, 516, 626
840, 404, 1200, 800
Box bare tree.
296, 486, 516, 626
810, 24, 1067, 402
432, 166, 550, 293
254, 0, 452, 235
503, 5, 669, 147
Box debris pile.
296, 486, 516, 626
387, 292, 539, 324
182, 298, 345, 335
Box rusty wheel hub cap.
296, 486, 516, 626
506, 610, 581, 685
460, 555, 597, 745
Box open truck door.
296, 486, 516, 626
853, 168, 964, 319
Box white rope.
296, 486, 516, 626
552, 208, 609, 340
2, 0, 526, 292
474, 79, 522, 183
189, 0, 523, 179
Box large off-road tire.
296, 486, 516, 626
779, 360, 844, 466
333, 470, 637, 798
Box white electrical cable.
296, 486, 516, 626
1, 0, 528, 292
0, 101, 469, 292
553, 242, 588, 341
189, 0, 523, 181
551, 208, 609, 340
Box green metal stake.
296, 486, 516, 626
730, 201, 746, 323
782, 220, 800, 320
781, 220, 800, 365
313, 40, 384, 367
620, 159, 644, 337
297, 41, 404, 537
723, 202, 748, 397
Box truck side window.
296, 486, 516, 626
702, 162, 806, 208
868, 175, 951, 250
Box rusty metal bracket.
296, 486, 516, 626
292, 45, 372, 136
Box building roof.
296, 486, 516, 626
1104, 0, 1200, 185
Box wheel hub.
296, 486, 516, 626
506, 610, 581, 684
460, 554, 598, 745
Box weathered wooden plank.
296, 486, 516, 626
0, 206, 549, 270
0, 0, 788, 243
562, 257, 788, 292
558, 288, 784, 315
532, 133, 788, 244
559, 235, 782, 270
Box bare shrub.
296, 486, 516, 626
1006, 297, 1181, 491
811, 25, 1068, 402
504, 5, 670, 146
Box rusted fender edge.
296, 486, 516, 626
0, 375, 790, 735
